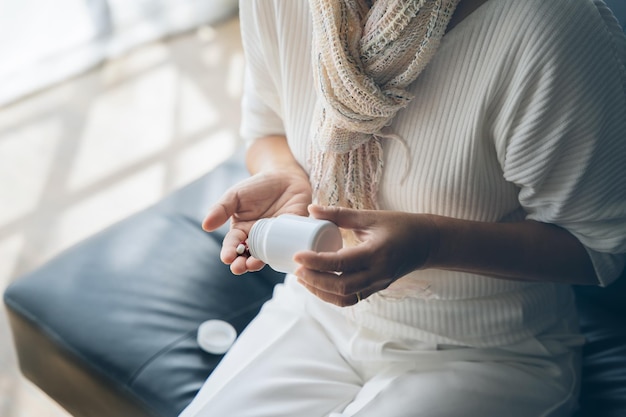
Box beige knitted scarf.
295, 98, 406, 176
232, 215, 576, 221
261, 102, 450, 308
309, 0, 460, 210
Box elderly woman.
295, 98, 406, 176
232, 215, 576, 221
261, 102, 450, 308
180, 0, 626, 416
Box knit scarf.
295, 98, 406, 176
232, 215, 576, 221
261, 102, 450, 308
309, 0, 460, 210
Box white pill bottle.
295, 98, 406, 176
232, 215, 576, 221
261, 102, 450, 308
247, 214, 343, 274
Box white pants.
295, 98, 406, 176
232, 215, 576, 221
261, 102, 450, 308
180, 276, 582, 417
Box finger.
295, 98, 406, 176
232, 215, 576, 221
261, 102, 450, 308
296, 275, 389, 307
220, 228, 249, 264
348, 278, 391, 304
229, 255, 266, 275
296, 277, 358, 307
202, 190, 239, 232
229, 255, 249, 275
308, 204, 375, 230
296, 264, 382, 298
245, 256, 266, 272
293, 244, 371, 274
295, 266, 348, 295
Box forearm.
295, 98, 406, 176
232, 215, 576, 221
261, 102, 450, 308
425, 215, 599, 286
246, 135, 306, 176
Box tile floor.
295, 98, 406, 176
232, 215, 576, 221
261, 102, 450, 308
0, 16, 244, 417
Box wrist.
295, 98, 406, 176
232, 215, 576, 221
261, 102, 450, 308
246, 135, 307, 177
418, 213, 443, 270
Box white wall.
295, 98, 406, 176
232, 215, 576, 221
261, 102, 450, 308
0, 0, 239, 107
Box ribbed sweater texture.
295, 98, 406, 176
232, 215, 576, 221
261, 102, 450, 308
239, 0, 626, 347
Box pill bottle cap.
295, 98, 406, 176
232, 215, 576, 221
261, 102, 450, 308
197, 319, 237, 354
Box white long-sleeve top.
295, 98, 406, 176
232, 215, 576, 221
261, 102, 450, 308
238, 0, 626, 347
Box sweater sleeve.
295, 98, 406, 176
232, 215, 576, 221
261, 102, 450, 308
493, 1, 626, 286
239, 0, 286, 144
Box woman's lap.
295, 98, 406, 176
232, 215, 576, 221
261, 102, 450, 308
179, 279, 580, 417
352, 351, 579, 417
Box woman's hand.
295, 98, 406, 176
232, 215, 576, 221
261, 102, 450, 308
203, 169, 312, 275
294, 205, 439, 306
295, 204, 599, 305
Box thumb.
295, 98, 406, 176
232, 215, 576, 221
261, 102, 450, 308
308, 204, 371, 229
202, 205, 229, 232
202, 194, 238, 232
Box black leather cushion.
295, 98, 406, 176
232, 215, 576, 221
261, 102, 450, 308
574, 275, 626, 417
4, 155, 285, 417
605, 0, 626, 29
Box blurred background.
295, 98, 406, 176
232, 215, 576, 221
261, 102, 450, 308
0, 0, 242, 415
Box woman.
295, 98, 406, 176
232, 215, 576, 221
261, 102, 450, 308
181, 0, 626, 415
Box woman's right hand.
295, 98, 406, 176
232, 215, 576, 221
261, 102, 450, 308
202, 168, 312, 274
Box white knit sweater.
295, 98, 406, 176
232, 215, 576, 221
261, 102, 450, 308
239, 0, 626, 347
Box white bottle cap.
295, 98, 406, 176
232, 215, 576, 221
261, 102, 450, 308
197, 319, 237, 355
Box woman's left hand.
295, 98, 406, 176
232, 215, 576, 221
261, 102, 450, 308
294, 205, 439, 307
